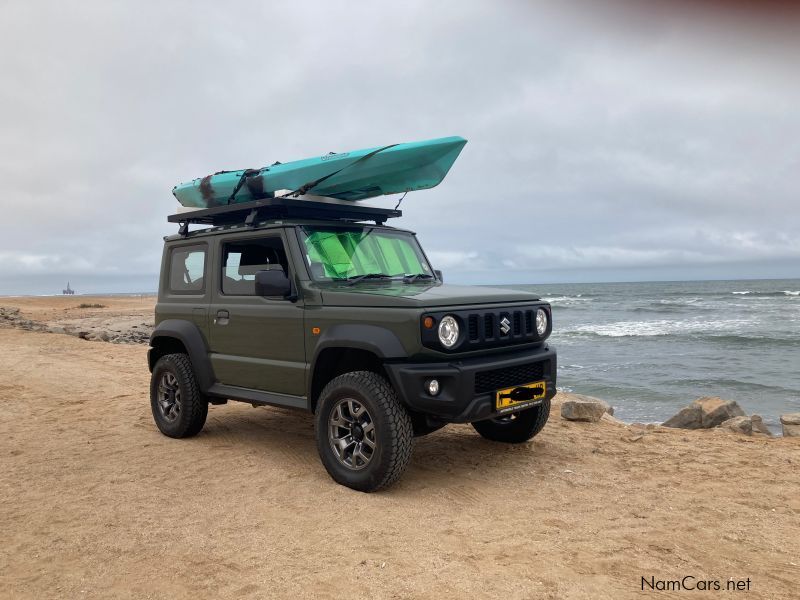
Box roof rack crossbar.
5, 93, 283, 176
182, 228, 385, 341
168, 197, 401, 234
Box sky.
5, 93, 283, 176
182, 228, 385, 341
1, 1, 799, 294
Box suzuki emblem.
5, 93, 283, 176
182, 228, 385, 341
500, 316, 511, 335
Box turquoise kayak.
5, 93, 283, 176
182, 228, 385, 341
173, 136, 467, 208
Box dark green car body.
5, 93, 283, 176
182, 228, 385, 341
148, 219, 557, 431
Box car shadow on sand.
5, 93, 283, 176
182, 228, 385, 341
191, 404, 561, 492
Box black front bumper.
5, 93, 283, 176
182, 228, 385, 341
384, 345, 557, 424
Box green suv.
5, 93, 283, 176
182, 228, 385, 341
148, 198, 556, 491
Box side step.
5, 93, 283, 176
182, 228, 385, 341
207, 383, 309, 411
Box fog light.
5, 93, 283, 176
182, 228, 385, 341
426, 379, 440, 396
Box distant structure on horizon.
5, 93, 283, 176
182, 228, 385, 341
62, 282, 75, 295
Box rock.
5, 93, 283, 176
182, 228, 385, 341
662, 397, 745, 429
780, 413, 800, 437
48, 326, 66, 335
78, 331, 90, 340
561, 394, 614, 423
718, 415, 774, 437
600, 412, 625, 426
749, 415, 773, 437
720, 416, 753, 435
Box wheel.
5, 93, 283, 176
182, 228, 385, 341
150, 353, 208, 438
315, 371, 414, 492
471, 398, 551, 443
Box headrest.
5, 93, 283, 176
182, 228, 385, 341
237, 245, 283, 276
240, 246, 279, 266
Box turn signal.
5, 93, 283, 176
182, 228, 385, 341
423, 316, 435, 329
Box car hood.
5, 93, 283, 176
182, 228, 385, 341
316, 282, 540, 308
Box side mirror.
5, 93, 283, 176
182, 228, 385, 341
255, 269, 291, 298
434, 269, 444, 282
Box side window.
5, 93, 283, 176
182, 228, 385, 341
168, 245, 207, 294
221, 235, 288, 296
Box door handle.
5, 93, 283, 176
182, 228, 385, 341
214, 310, 230, 325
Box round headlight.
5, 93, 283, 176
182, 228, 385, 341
438, 315, 460, 348
536, 308, 548, 336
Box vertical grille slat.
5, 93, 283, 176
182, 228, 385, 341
513, 311, 522, 335
525, 310, 533, 334
468, 315, 479, 341
484, 314, 494, 339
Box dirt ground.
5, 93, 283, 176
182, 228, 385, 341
1, 297, 799, 599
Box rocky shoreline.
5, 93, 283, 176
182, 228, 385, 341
561, 393, 800, 438
0, 304, 153, 345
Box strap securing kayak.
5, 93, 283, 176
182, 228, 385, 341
280, 144, 398, 198
227, 168, 260, 205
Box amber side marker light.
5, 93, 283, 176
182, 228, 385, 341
423, 317, 435, 329
312, 327, 321, 335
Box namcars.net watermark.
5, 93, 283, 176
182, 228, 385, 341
642, 576, 752, 592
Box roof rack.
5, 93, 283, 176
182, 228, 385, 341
168, 196, 401, 235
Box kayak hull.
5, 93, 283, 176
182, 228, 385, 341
173, 136, 467, 208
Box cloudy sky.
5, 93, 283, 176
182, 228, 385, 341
1, 1, 798, 294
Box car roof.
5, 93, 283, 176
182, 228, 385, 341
163, 219, 414, 242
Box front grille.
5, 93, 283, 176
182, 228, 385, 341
475, 361, 547, 394
464, 307, 547, 350
420, 305, 550, 352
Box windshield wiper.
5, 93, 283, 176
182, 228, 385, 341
341, 273, 393, 286
402, 273, 434, 283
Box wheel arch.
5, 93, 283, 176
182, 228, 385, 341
148, 319, 215, 392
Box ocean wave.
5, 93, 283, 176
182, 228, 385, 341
564, 318, 755, 338
696, 333, 800, 347
543, 295, 592, 309
631, 300, 714, 314
731, 290, 799, 297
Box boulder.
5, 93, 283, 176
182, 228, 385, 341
561, 394, 614, 423
749, 415, 773, 437
662, 397, 745, 429
717, 415, 773, 436
719, 416, 753, 435
780, 413, 800, 438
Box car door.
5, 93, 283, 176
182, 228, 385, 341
208, 229, 306, 396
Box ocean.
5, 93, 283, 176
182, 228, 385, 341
503, 279, 800, 430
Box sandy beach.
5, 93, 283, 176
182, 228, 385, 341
1, 296, 799, 599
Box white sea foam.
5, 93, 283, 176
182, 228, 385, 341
544, 295, 589, 306
565, 318, 754, 338
731, 290, 799, 297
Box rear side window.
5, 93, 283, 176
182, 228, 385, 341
168, 244, 207, 294
221, 235, 288, 296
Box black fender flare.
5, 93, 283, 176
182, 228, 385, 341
308, 323, 407, 390
149, 319, 215, 392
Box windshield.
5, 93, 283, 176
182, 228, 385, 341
299, 226, 434, 281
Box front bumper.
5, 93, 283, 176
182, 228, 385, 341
384, 345, 557, 424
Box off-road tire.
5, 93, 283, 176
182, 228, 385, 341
315, 371, 413, 492
150, 353, 208, 438
471, 398, 551, 443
